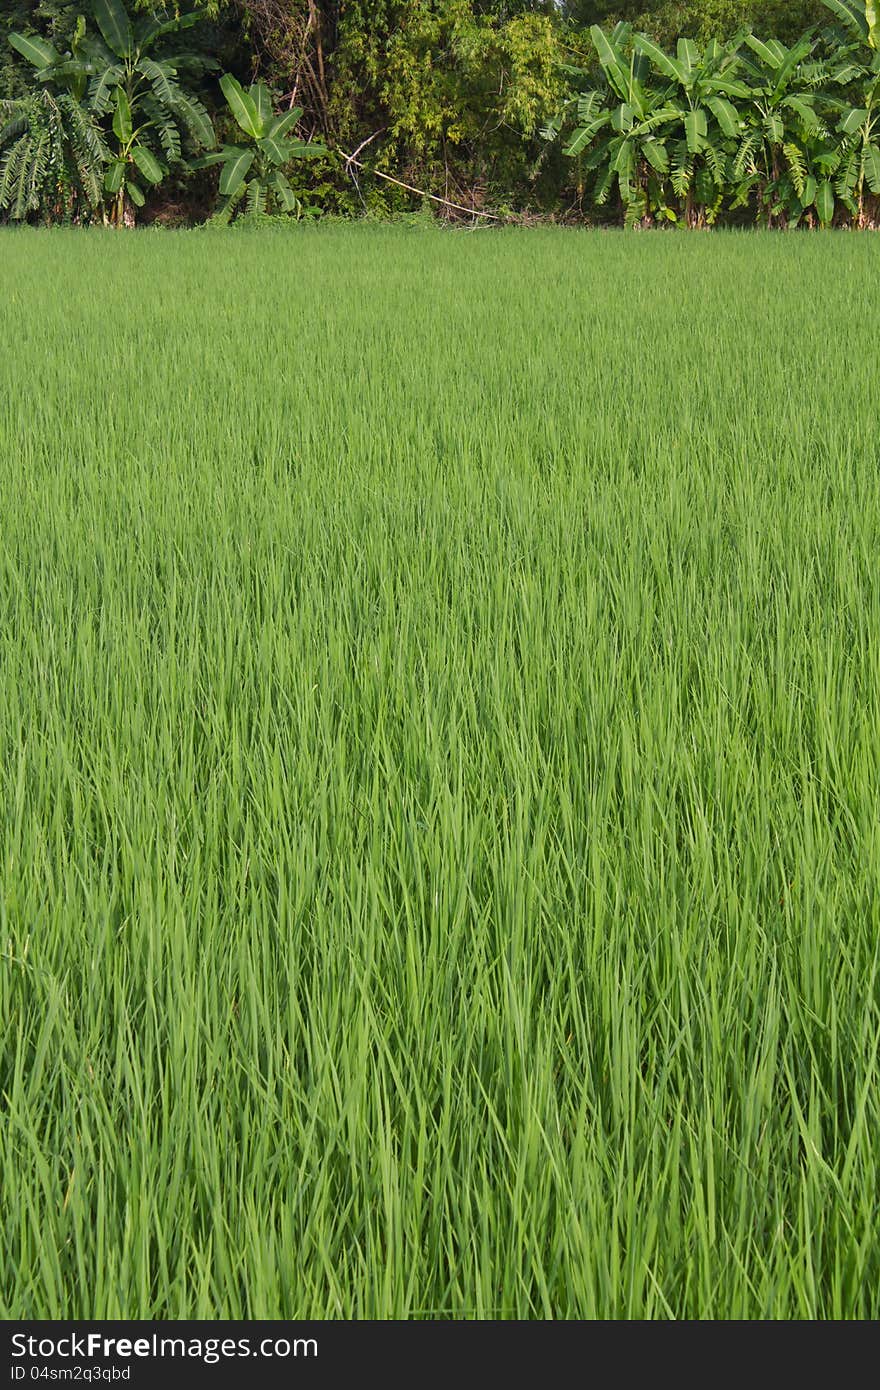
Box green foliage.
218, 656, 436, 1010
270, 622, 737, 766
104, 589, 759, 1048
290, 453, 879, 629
633, 32, 751, 226
4, 1, 880, 227
726, 32, 828, 227
825, 47, 880, 224
199, 73, 326, 219
550, 4, 880, 225
566, 3, 829, 47
7, 0, 216, 223
823, 0, 880, 49
328, 1, 564, 213
1, 4, 82, 100
0, 86, 106, 220
553, 25, 754, 226
552, 25, 680, 226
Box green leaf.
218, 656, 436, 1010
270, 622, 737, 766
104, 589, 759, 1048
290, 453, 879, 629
816, 179, 835, 226
112, 87, 132, 144
190, 149, 233, 168
593, 157, 616, 204
837, 107, 869, 135
77, 33, 116, 65
219, 73, 262, 139
614, 139, 634, 176
126, 179, 144, 207
676, 38, 699, 79
819, 0, 868, 39
684, 107, 708, 154
764, 113, 784, 145
174, 95, 215, 150
642, 137, 669, 172
745, 34, 782, 70
694, 166, 717, 205
251, 83, 272, 131
704, 77, 751, 99
802, 175, 817, 207
89, 65, 124, 115
706, 96, 741, 136
138, 58, 177, 105
829, 64, 865, 84
135, 12, 202, 49
576, 91, 601, 124
8, 33, 61, 70
816, 145, 842, 175
590, 26, 630, 98
219, 147, 255, 197
0, 111, 27, 146
258, 136, 289, 166
266, 106, 304, 140
782, 96, 820, 131
284, 141, 325, 159
633, 36, 684, 83
271, 169, 298, 211
771, 36, 815, 96
46, 59, 94, 85
130, 144, 163, 184
864, 142, 880, 192
565, 123, 602, 157
92, 0, 133, 59
104, 159, 125, 193
245, 178, 266, 216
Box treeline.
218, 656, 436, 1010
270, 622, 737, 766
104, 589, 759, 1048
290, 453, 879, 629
1, 1, 878, 226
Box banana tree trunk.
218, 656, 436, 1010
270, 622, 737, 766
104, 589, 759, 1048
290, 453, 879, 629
684, 190, 706, 229
859, 193, 880, 229
112, 188, 135, 228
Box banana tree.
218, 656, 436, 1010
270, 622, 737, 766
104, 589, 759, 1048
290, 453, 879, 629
0, 87, 107, 222
4, 16, 106, 222
772, 132, 847, 225
633, 34, 751, 226
822, 0, 880, 50
102, 84, 165, 225
199, 74, 326, 219
557, 25, 680, 228
733, 33, 831, 226
10, 0, 215, 225
826, 50, 880, 224
8, 14, 91, 102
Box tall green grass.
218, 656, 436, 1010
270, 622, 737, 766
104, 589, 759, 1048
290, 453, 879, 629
1, 225, 879, 1318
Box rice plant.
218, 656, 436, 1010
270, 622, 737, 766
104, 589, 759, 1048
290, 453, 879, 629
1, 225, 879, 1319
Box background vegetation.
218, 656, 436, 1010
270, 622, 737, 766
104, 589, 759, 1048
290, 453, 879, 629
2, 0, 878, 225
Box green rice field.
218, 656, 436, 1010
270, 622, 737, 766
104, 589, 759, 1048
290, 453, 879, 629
1, 225, 879, 1318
